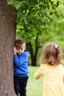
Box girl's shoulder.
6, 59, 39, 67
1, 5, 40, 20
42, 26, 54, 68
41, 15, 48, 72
40, 64, 48, 69
40, 63, 64, 69
40, 64, 64, 69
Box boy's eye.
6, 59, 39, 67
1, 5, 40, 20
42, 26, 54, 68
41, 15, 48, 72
21, 48, 23, 50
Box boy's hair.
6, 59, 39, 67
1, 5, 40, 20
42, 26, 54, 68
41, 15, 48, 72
41, 43, 62, 65
14, 39, 26, 50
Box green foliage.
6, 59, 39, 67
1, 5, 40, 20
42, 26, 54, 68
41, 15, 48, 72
7, 0, 64, 66
7, 0, 62, 42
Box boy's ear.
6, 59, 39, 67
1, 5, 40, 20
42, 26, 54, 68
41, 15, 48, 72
23, 43, 26, 49
24, 45, 27, 50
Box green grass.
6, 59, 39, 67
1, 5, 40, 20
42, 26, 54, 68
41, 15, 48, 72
27, 66, 43, 96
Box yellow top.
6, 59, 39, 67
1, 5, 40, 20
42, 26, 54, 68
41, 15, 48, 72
34, 64, 64, 96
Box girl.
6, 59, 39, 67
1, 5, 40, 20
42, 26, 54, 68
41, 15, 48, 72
34, 43, 64, 96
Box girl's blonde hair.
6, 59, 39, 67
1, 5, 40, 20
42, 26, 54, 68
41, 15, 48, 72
40, 43, 62, 65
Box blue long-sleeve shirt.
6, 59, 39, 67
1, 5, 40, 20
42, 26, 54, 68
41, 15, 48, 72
13, 50, 29, 76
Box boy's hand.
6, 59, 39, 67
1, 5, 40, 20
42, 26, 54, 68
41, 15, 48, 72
14, 46, 17, 54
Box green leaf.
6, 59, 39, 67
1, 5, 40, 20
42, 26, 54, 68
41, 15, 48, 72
14, 1, 21, 10
7, 0, 14, 5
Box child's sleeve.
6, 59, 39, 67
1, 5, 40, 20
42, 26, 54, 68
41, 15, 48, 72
13, 54, 20, 66
34, 64, 43, 79
13, 52, 28, 66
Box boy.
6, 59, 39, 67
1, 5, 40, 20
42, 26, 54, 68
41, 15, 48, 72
13, 39, 29, 96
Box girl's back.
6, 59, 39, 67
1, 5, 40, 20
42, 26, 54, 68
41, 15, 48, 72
34, 64, 64, 96
41, 64, 64, 84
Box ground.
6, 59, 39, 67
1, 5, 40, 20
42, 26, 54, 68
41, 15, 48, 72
27, 66, 43, 96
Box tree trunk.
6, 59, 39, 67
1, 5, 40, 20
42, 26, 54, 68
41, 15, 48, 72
31, 55, 37, 66
27, 42, 38, 66
0, 0, 16, 96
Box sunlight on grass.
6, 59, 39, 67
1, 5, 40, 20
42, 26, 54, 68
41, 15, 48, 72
27, 66, 43, 96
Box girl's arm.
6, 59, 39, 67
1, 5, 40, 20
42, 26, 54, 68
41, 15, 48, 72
34, 66, 43, 79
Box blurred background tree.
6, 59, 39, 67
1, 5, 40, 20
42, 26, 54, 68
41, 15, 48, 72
7, 0, 64, 66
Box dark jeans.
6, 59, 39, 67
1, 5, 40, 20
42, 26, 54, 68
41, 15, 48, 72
14, 76, 28, 96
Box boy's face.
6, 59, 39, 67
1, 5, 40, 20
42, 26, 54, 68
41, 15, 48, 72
16, 43, 26, 54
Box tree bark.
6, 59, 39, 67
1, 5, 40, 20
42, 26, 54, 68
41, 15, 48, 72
0, 0, 16, 96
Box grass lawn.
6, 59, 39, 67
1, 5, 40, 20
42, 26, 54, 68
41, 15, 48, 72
27, 66, 43, 96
